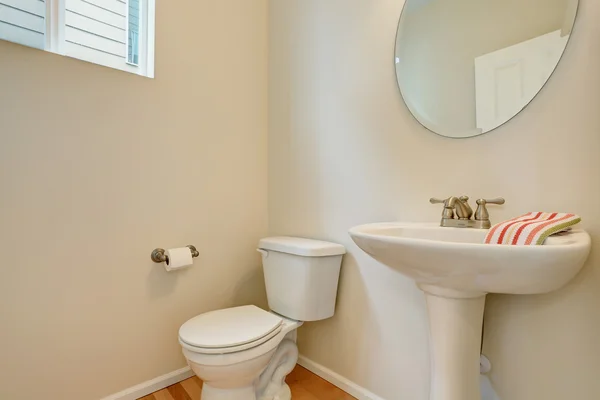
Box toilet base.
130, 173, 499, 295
200, 382, 291, 400
193, 338, 298, 400
257, 383, 291, 400
202, 384, 257, 400
255, 339, 297, 400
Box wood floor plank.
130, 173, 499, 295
288, 365, 316, 383
289, 381, 321, 400
191, 376, 203, 388
286, 365, 301, 385
292, 366, 356, 400
137, 395, 155, 400
151, 388, 175, 400
167, 383, 192, 400
301, 381, 356, 400
180, 376, 202, 399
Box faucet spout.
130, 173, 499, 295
446, 196, 472, 220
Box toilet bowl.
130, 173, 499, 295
179, 237, 345, 400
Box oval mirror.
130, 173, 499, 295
394, 0, 579, 138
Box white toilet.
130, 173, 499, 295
178, 236, 345, 400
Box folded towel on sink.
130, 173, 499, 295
484, 212, 581, 245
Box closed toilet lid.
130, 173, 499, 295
179, 305, 283, 350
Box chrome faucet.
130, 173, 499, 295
430, 196, 505, 229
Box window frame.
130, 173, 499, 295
45, 0, 64, 54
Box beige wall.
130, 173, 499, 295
269, 0, 600, 399
397, 0, 567, 135
0, 1, 268, 399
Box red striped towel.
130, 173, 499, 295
484, 212, 581, 245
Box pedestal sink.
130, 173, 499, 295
349, 222, 591, 400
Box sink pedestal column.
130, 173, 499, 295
421, 285, 486, 400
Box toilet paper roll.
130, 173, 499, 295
164, 247, 194, 272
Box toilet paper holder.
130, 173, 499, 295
151, 245, 199, 263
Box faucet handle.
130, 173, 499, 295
430, 197, 454, 219
475, 198, 506, 222
430, 198, 447, 205
476, 198, 505, 205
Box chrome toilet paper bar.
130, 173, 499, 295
151, 245, 199, 263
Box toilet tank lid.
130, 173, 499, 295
259, 236, 346, 257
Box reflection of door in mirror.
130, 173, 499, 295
475, 31, 569, 132
0, 0, 155, 77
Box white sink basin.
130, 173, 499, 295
349, 222, 591, 296
349, 222, 591, 400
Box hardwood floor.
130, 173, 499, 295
138, 365, 356, 400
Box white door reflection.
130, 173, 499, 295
475, 30, 569, 132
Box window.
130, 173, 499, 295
0, 0, 155, 78
127, 0, 140, 65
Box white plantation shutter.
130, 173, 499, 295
0, 0, 45, 49
63, 0, 139, 73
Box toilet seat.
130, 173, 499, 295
180, 324, 282, 355
179, 305, 283, 355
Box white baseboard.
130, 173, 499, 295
99, 366, 194, 400
298, 355, 386, 400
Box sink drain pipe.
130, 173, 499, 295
480, 317, 499, 399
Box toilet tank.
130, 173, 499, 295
258, 237, 345, 322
